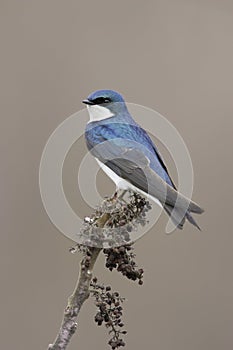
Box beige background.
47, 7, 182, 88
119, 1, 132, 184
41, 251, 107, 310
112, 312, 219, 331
1, 1, 233, 349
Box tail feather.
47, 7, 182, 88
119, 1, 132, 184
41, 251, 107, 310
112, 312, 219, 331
188, 201, 204, 214
164, 204, 185, 230
185, 211, 201, 231
164, 203, 203, 230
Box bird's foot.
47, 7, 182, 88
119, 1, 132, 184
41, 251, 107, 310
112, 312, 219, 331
110, 189, 127, 202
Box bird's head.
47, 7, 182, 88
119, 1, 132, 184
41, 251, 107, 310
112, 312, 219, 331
82, 89, 128, 122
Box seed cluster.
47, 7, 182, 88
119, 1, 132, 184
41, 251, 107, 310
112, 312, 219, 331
69, 243, 89, 255
91, 277, 126, 349
104, 192, 151, 229
79, 192, 152, 247
104, 245, 144, 284
68, 192, 149, 349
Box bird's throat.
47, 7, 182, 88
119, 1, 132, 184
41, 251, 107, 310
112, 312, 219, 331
87, 105, 114, 122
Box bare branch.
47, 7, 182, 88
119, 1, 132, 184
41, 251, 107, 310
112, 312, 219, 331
48, 247, 100, 350
47, 208, 112, 350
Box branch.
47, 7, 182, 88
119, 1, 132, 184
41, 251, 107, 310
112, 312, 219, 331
48, 247, 100, 350
48, 210, 111, 350
47, 192, 150, 350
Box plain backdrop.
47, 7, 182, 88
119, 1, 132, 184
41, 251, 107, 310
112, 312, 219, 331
1, 1, 233, 349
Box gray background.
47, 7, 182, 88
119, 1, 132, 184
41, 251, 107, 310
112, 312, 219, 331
1, 1, 232, 349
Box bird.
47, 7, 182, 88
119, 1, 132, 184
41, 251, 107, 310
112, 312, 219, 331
83, 89, 204, 230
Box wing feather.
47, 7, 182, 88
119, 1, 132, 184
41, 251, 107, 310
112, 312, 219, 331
90, 140, 204, 215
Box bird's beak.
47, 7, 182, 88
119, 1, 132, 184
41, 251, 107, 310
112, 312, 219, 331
82, 99, 94, 105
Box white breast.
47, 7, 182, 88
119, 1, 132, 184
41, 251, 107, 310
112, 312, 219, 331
96, 159, 129, 189
96, 158, 162, 207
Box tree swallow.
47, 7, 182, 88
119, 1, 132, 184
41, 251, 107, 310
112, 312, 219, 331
83, 89, 204, 230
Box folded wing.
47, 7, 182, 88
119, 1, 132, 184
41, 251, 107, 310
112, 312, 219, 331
90, 139, 204, 229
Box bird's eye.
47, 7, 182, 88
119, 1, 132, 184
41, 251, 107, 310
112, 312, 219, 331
103, 98, 111, 103
91, 97, 111, 105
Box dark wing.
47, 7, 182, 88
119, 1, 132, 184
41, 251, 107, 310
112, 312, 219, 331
86, 122, 176, 188
136, 126, 177, 189
90, 139, 204, 216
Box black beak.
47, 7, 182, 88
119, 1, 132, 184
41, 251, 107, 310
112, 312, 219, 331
82, 99, 94, 105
